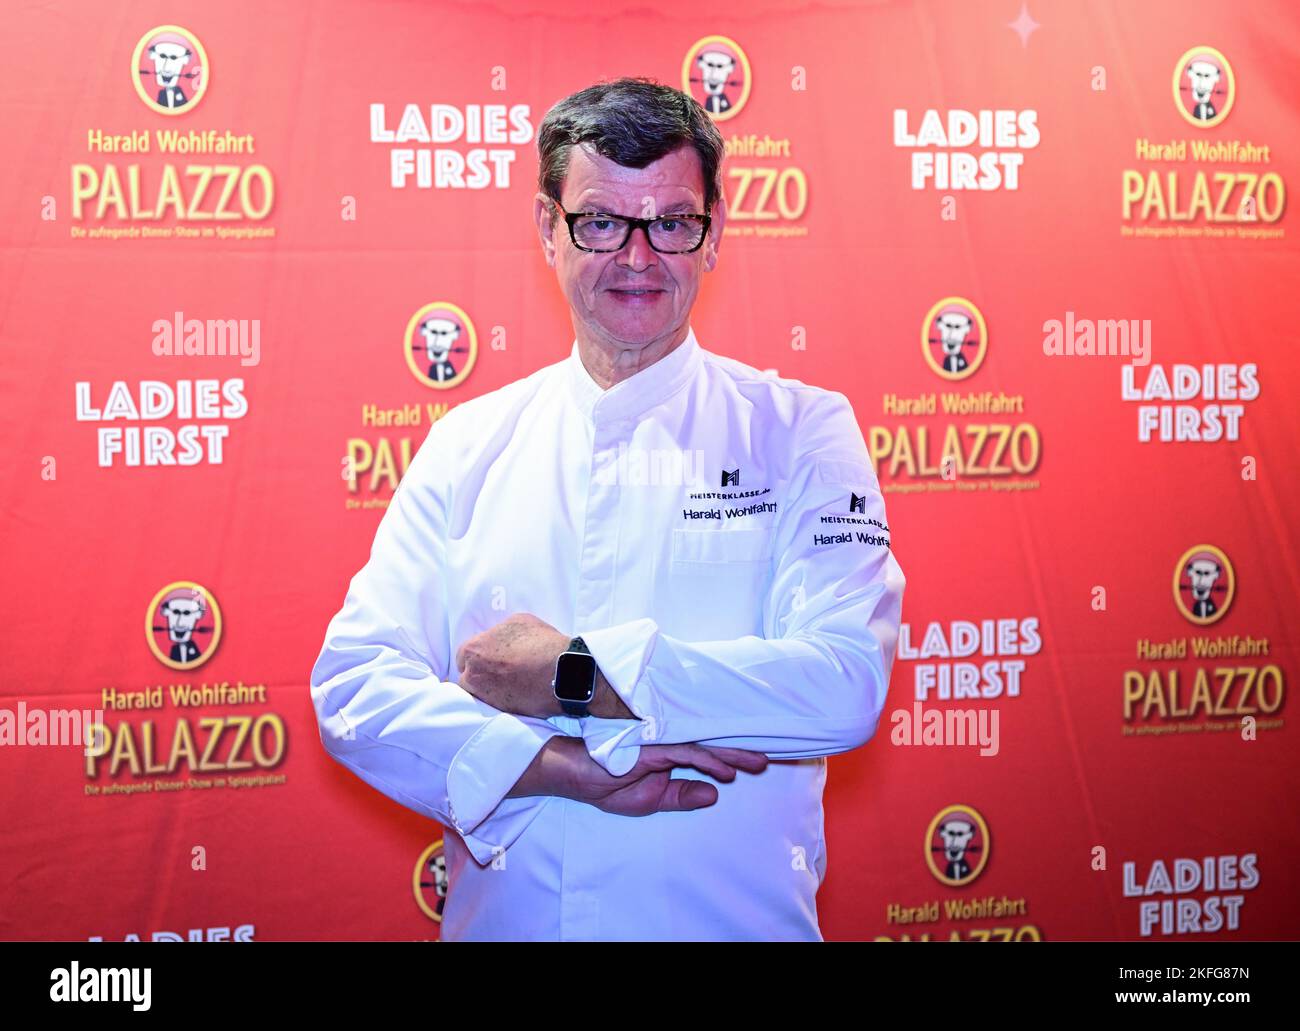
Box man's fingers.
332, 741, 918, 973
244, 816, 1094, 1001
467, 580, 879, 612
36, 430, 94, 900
583, 744, 769, 816
656, 778, 718, 812
698, 745, 769, 774
642, 742, 768, 782
641, 743, 736, 782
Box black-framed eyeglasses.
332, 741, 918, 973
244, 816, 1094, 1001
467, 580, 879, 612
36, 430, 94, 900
555, 202, 711, 254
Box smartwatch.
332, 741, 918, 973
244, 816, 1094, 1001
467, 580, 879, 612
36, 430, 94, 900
552, 636, 598, 718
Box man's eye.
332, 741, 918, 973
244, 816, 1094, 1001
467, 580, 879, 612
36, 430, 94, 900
658, 220, 681, 232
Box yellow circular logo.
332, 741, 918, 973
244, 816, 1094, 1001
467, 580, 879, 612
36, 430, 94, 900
145, 581, 222, 670
414, 840, 448, 924
922, 297, 987, 381
404, 302, 478, 389
682, 35, 752, 122
132, 26, 209, 116
1172, 46, 1234, 129
1172, 544, 1235, 626
925, 804, 990, 887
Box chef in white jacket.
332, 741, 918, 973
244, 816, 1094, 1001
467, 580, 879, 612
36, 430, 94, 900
310, 77, 905, 941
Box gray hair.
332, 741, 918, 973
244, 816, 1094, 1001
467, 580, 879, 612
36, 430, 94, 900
537, 77, 724, 224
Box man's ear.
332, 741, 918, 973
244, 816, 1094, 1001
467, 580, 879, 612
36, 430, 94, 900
534, 192, 558, 268
703, 194, 726, 273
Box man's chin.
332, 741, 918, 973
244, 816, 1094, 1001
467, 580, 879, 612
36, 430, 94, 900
591, 309, 672, 345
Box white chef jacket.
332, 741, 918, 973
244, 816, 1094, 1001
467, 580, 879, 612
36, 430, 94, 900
310, 325, 905, 941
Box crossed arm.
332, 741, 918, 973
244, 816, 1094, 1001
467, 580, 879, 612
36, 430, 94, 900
310, 393, 904, 865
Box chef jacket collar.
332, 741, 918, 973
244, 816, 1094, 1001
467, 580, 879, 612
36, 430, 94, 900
566, 325, 703, 425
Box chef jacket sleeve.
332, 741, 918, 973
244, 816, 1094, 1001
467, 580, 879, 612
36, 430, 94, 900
310, 422, 565, 865
578, 389, 905, 776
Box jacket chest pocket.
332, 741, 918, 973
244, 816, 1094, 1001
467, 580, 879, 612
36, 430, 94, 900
670, 526, 775, 571
665, 527, 775, 637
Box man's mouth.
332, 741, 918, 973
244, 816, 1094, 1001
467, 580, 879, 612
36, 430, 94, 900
607, 288, 665, 305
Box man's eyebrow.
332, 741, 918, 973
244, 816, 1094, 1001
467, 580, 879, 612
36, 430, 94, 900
579, 198, 701, 215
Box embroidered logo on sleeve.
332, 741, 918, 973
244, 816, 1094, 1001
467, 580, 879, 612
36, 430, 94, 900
812, 460, 891, 548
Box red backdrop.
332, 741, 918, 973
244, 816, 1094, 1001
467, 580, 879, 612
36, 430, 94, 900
1, 0, 1296, 941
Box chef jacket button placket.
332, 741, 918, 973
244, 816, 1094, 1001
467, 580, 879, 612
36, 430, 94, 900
576, 416, 620, 629
564, 415, 625, 941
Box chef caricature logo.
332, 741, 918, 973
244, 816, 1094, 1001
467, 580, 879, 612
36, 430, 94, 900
132, 25, 209, 115
414, 840, 448, 923
1173, 544, 1236, 626
145, 581, 223, 670
1172, 46, 1235, 129
682, 35, 752, 122
926, 804, 990, 887
921, 297, 988, 381
403, 302, 478, 389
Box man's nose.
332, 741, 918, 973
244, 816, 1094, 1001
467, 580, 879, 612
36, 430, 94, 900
615, 225, 658, 271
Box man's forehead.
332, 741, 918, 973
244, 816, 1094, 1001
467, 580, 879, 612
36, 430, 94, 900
563, 143, 704, 205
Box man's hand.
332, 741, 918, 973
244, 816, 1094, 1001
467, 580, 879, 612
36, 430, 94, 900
456, 612, 635, 719
508, 736, 769, 815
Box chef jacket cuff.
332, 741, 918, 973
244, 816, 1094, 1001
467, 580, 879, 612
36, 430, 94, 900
445, 712, 563, 861
579, 618, 661, 776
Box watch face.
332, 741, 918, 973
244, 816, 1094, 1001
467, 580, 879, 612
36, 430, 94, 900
554, 651, 597, 702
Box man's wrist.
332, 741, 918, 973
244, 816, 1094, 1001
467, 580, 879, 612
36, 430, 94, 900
506, 735, 586, 800
587, 668, 636, 719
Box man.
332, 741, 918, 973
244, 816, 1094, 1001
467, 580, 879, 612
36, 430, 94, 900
159, 588, 206, 664
695, 50, 737, 115
1186, 557, 1221, 619
417, 316, 462, 383
935, 311, 972, 374
310, 77, 905, 941
938, 817, 977, 882
146, 36, 194, 109
1185, 59, 1220, 121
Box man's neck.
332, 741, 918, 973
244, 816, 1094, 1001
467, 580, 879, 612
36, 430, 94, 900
575, 322, 690, 390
